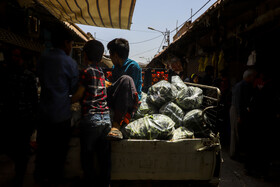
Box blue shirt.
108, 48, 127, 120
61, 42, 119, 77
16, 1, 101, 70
112, 58, 142, 100
39, 48, 79, 123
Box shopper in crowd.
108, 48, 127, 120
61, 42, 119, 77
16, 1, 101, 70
202, 65, 214, 86
105, 38, 142, 140
35, 26, 79, 185
245, 69, 280, 176
0, 48, 38, 186
229, 69, 256, 159
213, 69, 231, 144
72, 40, 111, 187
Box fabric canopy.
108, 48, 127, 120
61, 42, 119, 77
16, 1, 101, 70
37, 0, 136, 29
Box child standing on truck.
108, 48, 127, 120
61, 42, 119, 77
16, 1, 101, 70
72, 40, 111, 187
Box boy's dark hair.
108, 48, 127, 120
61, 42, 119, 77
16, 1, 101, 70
107, 38, 129, 60
51, 25, 74, 48
83, 40, 104, 63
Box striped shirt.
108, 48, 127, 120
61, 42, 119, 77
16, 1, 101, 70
80, 65, 109, 116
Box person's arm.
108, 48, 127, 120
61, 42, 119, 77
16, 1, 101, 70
71, 84, 85, 103
127, 64, 142, 99
105, 80, 112, 88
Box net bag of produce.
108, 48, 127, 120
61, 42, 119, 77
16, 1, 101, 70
159, 101, 185, 128
172, 126, 194, 140
134, 92, 158, 120
171, 75, 188, 91
147, 80, 177, 108
182, 109, 211, 138
122, 114, 175, 140
175, 86, 203, 110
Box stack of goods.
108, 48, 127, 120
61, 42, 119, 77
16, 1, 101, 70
122, 76, 213, 140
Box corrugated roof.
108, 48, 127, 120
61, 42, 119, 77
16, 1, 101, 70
36, 0, 136, 30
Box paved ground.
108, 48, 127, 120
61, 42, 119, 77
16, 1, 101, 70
0, 138, 279, 187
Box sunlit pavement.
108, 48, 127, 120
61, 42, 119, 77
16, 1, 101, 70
0, 138, 279, 187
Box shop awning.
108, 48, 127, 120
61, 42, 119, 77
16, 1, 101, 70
36, 0, 136, 30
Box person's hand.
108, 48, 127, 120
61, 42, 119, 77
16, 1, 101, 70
105, 80, 112, 88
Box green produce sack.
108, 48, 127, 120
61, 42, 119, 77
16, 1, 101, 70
159, 101, 184, 128
175, 86, 203, 110
134, 92, 158, 120
172, 126, 194, 140
122, 114, 175, 140
182, 109, 212, 138
171, 75, 188, 91
147, 80, 177, 108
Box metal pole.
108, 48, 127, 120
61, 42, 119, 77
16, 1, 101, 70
166, 29, 170, 45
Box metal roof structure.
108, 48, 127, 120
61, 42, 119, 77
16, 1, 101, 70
36, 0, 136, 30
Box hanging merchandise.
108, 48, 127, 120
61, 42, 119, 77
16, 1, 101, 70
203, 56, 209, 70
198, 57, 204, 72
211, 52, 217, 67
218, 50, 225, 72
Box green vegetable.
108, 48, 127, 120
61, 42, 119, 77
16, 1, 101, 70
159, 101, 185, 128
122, 114, 175, 140
147, 80, 177, 108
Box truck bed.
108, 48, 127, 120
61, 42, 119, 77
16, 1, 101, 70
111, 138, 220, 181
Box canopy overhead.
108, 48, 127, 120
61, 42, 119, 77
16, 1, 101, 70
36, 0, 136, 30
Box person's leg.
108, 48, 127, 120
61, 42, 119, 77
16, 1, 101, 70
229, 106, 238, 159
50, 119, 71, 183
107, 75, 138, 138
34, 120, 53, 183
80, 116, 98, 185
96, 114, 111, 187
13, 128, 32, 186
35, 119, 71, 184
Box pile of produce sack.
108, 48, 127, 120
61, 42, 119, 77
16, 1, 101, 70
125, 76, 213, 140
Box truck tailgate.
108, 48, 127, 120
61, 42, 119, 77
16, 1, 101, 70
111, 139, 219, 181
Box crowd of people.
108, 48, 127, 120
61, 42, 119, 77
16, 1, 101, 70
186, 63, 280, 178
0, 26, 142, 187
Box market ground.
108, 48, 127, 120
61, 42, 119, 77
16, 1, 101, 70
0, 138, 279, 187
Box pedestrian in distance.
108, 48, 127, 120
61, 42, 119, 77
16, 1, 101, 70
229, 69, 256, 159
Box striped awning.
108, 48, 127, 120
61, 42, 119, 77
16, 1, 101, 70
37, 0, 136, 30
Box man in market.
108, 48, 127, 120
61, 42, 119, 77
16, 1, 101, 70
0, 48, 38, 186
105, 38, 142, 140
229, 69, 256, 159
34, 26, 79, 185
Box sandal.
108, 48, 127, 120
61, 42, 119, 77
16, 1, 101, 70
106, 128, 123, 141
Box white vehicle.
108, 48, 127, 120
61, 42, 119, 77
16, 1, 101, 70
111, 82, 222, 187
